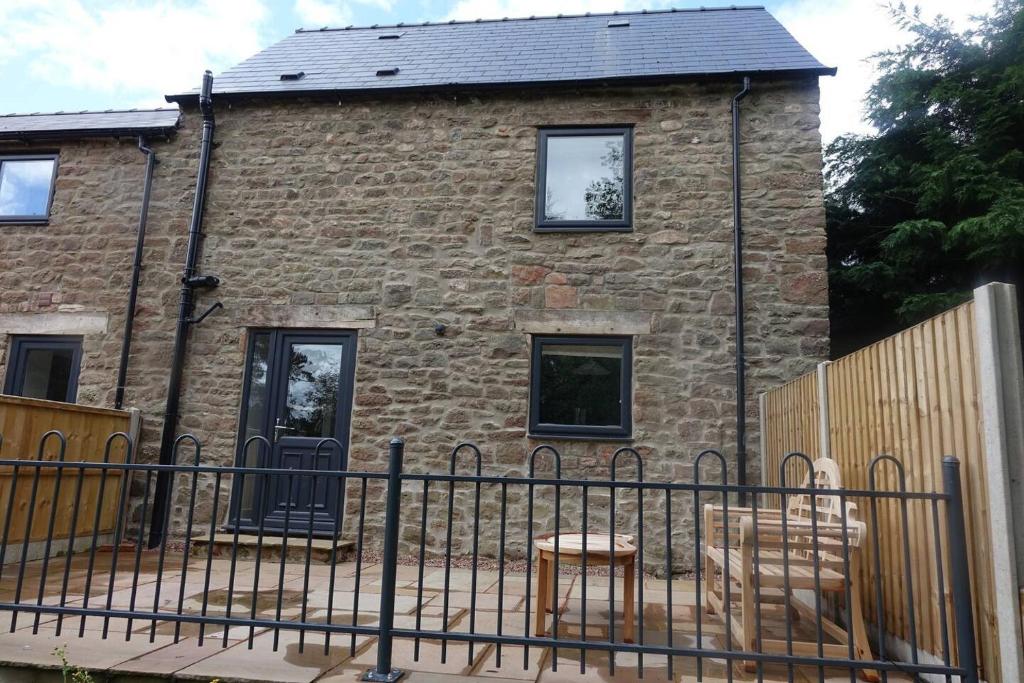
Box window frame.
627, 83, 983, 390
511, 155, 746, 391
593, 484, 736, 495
529, 334, 633, 440
534, 126, 634, 233
3, 334, 83, 403
0, 153, 59, 224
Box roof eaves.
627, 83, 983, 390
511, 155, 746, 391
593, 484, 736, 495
164, 66, 836, 104
0, 126, 180, 141
0, 125, 180, 141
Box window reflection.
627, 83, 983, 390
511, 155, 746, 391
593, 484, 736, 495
243, 333, 271, 442
283, 343, 343, 438
0, 158, 56, 218
20, 347, 76, 401
543, 135, 625, 222
538, 342, 624, 427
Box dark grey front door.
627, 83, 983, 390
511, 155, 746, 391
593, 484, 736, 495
231, 330, 357, 537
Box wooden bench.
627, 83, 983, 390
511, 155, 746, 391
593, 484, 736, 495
703, 459, 877, 681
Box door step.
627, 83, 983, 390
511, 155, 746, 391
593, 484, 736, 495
188, 532, 355, 564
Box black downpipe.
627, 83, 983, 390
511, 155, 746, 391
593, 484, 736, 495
148, 71, 217, 548
732, 77, 751, 504
114, 137, 156, 410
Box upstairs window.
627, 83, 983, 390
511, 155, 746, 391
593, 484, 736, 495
529, 336, 632, 439
535, 127, 632, 232
0, 154, 58, 222
3, 335, 82, 403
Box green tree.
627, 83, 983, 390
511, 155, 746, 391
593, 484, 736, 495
584, 142, 625, 220
826, 1, 1024, 355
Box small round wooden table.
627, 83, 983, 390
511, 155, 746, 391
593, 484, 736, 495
533, 532, 638, 643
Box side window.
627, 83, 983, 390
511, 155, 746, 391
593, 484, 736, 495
535, 127, 632, 232
3, 335, 82, 403
529, 336, 632, 439
0, 154, 59, 223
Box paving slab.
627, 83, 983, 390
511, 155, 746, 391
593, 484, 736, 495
0, 623, 175, 672
352, 637, 490, 676
176, 628, 370, 683
111, 636, 234, 676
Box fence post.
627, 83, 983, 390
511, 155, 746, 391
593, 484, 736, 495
973, 281, 1024, 683
363, 437, 405, 682
942, 456, 980, 683
815, 361, 831, 459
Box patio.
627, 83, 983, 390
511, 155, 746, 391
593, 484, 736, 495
0, 550, 913, 683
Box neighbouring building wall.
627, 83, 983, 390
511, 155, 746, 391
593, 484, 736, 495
120, 80, 829, 563
0, 138, 152, 408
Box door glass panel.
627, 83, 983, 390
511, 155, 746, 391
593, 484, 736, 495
243, 333, 271, 443
20, 347, 76, 401
282, 343, 343, 438
239, 332, 271, 521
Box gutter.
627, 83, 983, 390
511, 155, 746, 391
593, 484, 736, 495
114, 137, 156, 410
148, 71, 222, 548
732, 76, 751, 503
163, 67, 836, 105
0, 127, 178, 141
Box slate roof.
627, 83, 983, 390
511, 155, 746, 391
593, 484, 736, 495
167, 6, 832, 102
0, 109, 180, 140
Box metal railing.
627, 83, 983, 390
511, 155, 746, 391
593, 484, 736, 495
0, 430, 979, 683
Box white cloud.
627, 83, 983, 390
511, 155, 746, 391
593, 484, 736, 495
0, 0, 269, 109
294, 0, 352, 27
293, 0, 395, 30
775, 0, 995, 142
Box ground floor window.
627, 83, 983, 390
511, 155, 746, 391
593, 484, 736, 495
3, 335, 82, 403
529, 335, 632, 439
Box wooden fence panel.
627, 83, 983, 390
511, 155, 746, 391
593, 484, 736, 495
0, 395, 133, 546
760, 299, 1001, 681
759, 369, 820, 509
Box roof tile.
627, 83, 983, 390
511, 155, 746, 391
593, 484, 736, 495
169, 6, 830, 100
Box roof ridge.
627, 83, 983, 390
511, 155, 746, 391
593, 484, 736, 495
294, 5, 766, 34
0, 107, 179, 119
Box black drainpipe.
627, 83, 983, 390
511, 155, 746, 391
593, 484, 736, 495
732, 76, 751, 504
114, 137, 156, 410
148, 71, 221, 548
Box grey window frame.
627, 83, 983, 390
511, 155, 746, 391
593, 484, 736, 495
534, 126, 633, 232
3, 334, 83, 403
0, 153, 59, 224
529, 335, 633, 440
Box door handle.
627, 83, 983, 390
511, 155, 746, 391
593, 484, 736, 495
273, 424, 294, 442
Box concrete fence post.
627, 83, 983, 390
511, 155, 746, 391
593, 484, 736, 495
973, 281, 1024, 683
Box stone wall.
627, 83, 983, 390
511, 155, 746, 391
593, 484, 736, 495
0, 137, 152, 407
1, 79, 830, 569
137, 80, 827, 566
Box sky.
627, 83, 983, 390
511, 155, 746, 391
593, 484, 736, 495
0, 0, 997, 143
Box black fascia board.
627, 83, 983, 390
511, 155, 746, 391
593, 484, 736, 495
164, 66, 838, 105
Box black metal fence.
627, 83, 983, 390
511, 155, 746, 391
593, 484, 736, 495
0, 430, 979, 683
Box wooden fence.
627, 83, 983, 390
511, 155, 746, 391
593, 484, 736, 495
0, 395, 138, 554
759, 283, 1024, 683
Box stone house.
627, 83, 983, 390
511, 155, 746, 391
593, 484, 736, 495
0, 7, 831, 552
